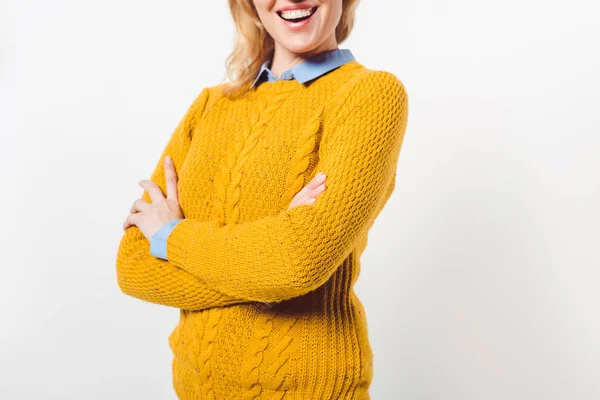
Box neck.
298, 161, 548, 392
269, 35, 339, 79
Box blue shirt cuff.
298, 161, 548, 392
150, 219, 183, 260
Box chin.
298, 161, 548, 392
277, 38, 320, 55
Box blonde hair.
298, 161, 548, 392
222, 0, 361, 99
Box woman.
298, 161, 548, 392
116, 0, 408, 398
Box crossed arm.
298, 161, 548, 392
116, 87, 254, 311
115, 71, 408, 309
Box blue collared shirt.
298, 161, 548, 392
149, 48, 356, 261
250, 48, 355, 88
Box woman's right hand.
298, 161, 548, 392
287, 172, 327, 211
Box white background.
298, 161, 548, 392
3, 0, 599, 398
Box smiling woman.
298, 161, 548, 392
115, 1, 409, 399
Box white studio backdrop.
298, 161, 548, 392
3, 0, 599, 398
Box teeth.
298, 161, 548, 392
279, 7, 314, 20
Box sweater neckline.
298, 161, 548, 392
253, 77, 304, 95
251, 60, 364, 96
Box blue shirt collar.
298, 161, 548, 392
250, 48, 355, 89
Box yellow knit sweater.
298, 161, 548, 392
116, 60, 408, 399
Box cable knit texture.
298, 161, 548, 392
116, 60, 409, 399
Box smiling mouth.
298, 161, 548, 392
277, 6, 319, 23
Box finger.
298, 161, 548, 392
307, 172, 327, 189
287, 196, 301, 211
297, 173, 326, 197
139, 179, 164, 203
130, 198, 150, 214
295, 194, 318, 209
311, 183, 327, 195
123, 213, 139, 230
164, 156, 179, 202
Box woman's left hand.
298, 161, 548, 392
122, 155, 185, 241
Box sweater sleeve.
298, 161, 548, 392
115, 86, 255, 310
165, 71, 409, 304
